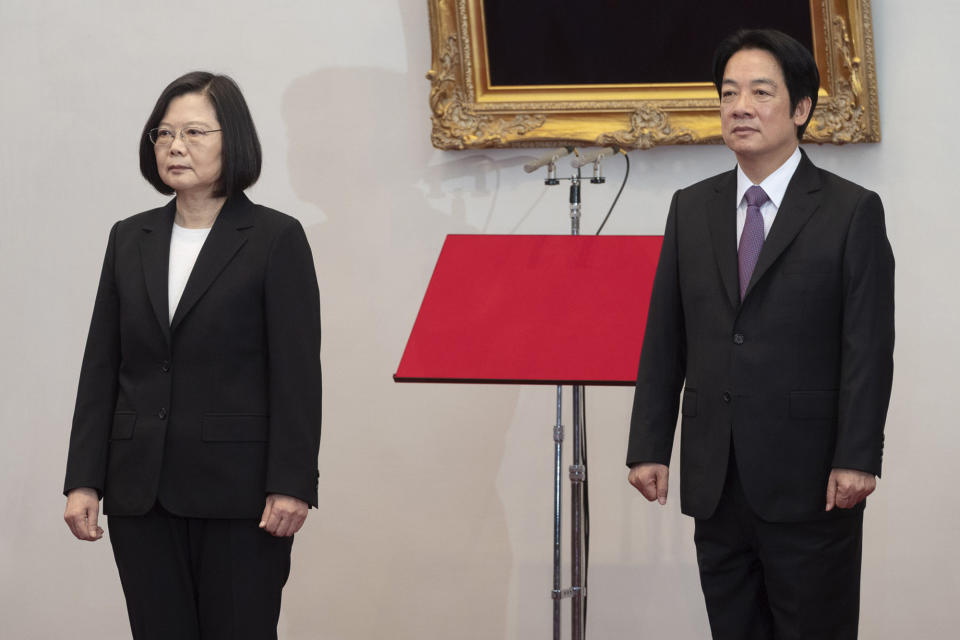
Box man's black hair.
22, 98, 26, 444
712, 29, 820, 139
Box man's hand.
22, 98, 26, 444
825, 468, 876, 511
64, 487, 103, 541
628, 463, 670, 505
259, 494, 309, 537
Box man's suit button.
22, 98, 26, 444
160, 360, 170, 372
721, 392, 732, 404
158, 408, 167, 419
733, 333, 744, 345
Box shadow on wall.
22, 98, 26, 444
281, 64, 520, 640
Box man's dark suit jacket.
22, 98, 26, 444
64, 192, 323, 519
626, 151, 894, 522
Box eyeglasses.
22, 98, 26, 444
148, 126, 222, 147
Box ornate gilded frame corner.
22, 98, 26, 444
426, 0, 880, 150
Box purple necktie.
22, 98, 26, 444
738, 185, 769, 300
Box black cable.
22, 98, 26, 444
595, 152, 630, 235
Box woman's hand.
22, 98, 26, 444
64, 487, 104, 541
259, 494, 308, 537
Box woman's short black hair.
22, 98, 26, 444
139, 71, 261, 197
712, 29, 820, 140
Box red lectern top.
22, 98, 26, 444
394, 234, 663, 386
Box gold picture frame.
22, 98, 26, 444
427, 0, 880, 149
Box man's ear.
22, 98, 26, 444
792, 96, 813, 125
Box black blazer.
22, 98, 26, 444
626, 151, 894, 522
64, 192, 322, 518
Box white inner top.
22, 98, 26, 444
168, 223, 211, 324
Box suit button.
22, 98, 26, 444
158, 408, 167, 419
733, 333, 744, 345
160, 360, 170, 372
721, 392, 732, 404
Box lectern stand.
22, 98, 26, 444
394, 234, 662, 639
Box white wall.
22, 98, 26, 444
0, 1, 956, 637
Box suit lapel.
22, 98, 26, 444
170, 192, 255, 331
706, 169, 740, 310
742, 151, 823, 300
140, 201, 176, 344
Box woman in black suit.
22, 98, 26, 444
63, 71, 322, 640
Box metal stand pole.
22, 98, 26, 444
568, 174, 586, 640
569, 174, 581, 235
570, 386, 586, 640
544, 161, 593, 640
552, 385, 563, 640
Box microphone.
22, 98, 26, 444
523, 147, 574, 173
570, 147, 619, 169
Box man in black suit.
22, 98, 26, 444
626, 29, 894, 639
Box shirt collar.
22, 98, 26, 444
736, 146, 802, 209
